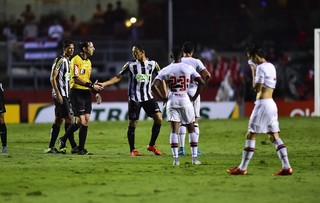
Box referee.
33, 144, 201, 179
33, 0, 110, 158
58, 40, 102, 155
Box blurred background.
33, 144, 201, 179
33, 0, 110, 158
0, 0, 319, 122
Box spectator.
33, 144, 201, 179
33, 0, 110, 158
23, 20, 38, 39
64, 15, 79, 37
113, 1, 128, 38
48, 19, 64, 41
20, 4, 35, 24
3, 21, 17, 43
104, 3, 115, 36
215, 70, 235, 101
91, 3, 105, 35
92, 3, 105, 24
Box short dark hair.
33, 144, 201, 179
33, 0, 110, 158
133, 42, 145, 52
79, 40, 92, 52
246, 44, 265, 58
62, 39, 74, 49
171, 46, 182, 59
182, 41, 194, 54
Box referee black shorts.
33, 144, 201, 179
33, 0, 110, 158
70, 89, 92, 116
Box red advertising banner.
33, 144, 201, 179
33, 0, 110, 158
244, 101, 314, 117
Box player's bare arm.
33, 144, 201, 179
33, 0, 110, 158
99, 74, 123, 88
152, 79, 167, 103
50, 69, 63, 104
200, 69, 211, 85
190, 76, 205, 101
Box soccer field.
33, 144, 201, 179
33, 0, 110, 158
1, 117, 319, 203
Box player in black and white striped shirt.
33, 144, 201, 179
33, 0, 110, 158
46, 39, 77, 153
99, 43, 165, 156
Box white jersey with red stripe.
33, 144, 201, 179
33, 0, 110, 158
155, 61, 201, 108
255, 62, 277, 89
181, 57, 206, 91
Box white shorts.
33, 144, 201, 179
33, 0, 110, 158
248, 99, 280, 133
166, 93, 195, 124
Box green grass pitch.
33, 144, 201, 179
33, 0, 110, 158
0, 117, 319, 203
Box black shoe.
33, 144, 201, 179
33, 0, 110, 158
46, 147, 59, 153
71, 146, 80, 154
78, 149, 93, 155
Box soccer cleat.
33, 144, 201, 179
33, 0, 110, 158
192, 157, 202, 165
273, 168, 293, 176
147, 145, 162, 155
197, 150, 203, 156
71, 146, 80, 154
173, 157, 180, 166
59, 148, 67, 154
46, 147, 59, 153
227, 167, 247, 175
178, 147, 186, 155
130, 149, 142, 156
78, 149, 93, 155
1, 146, 7, 154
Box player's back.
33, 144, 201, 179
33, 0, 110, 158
161, 62, 198, 93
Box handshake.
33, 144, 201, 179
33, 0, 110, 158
86, 80, 104, 92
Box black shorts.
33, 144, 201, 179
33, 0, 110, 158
54, 96, 72, 119
70, 89, 92, 116
0, 87, 6, 114
128, 99, 161, 120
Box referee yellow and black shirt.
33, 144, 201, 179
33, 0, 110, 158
70, 54, 92, 90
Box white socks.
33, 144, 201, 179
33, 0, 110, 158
239, 139, 255, 170
274, 138, 291, 169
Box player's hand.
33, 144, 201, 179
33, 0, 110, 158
93, 80, 104, 91
162, 98, 168, 106
96, 93, 102, 104
57, 94, 63, 104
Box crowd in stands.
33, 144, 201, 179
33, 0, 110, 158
0, 1, 317, 101
0, 1, 163, 42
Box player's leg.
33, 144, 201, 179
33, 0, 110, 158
193, 96, 202, 155
127, 100, 141, 156
145, 100, 162, 155
184, 104, 201, 165
170, 121, 180, 165
178, 124, 186, 155
0, 113, 7, 153
47, 117, 62, 153
269, 132, 293, 175
78, 113, 91, 155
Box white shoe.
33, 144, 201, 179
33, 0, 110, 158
173, 157, 180, 166
192, 157, 201, 165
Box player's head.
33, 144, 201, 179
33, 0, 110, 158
62, 39, 74, 49
182, 41, 194, 54
170, 46, 183, 61
246, 44, 265, 58
132, 42, 146, 60
62, 39, 74, 57
79, 40, 95, 57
